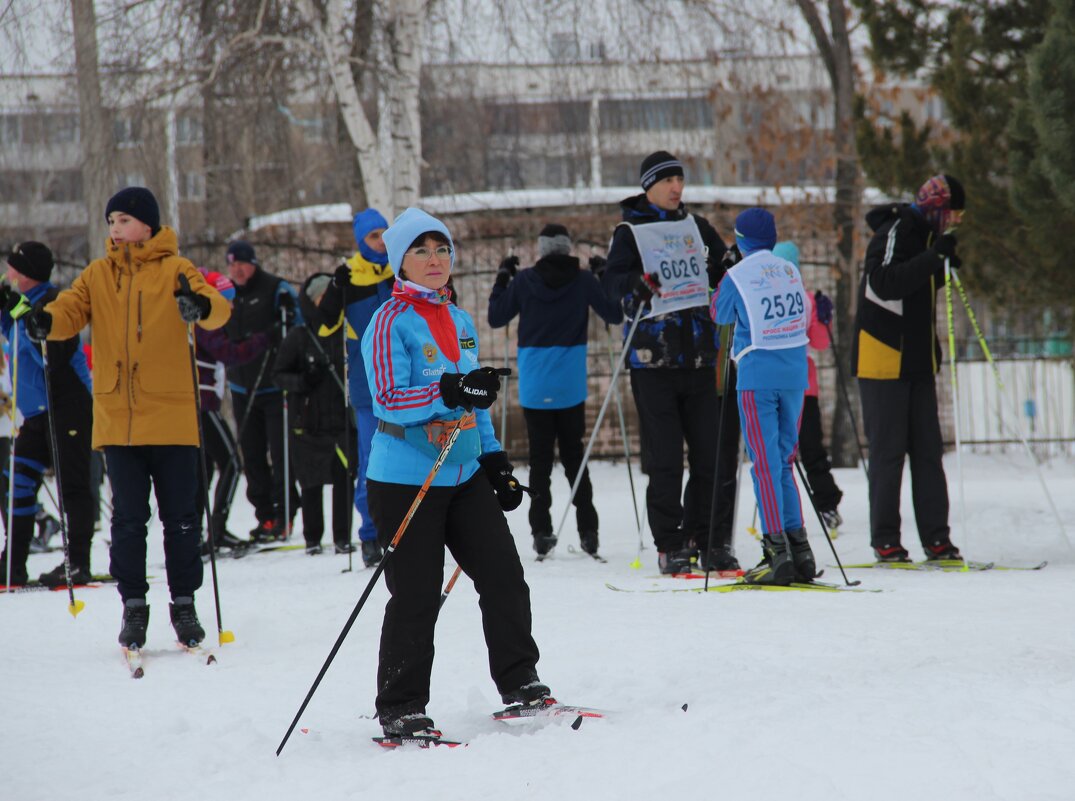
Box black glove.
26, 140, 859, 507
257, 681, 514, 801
25, 308, 51, 342
933, 233, 958, 261
709, 244, 741, 289
277, 291, 297, 327
332, 263, 352, 290
721, 244, 742, 270
0, 285, 17, 315
630, 271, 661, 304
303, 350, 329, 388
495, 255, 519, 289
588, 255, 607, 278
478, 450, 524, 512
439, 366, 505, 411
175, 275, 212, 323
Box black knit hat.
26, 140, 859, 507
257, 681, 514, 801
7, 241, 53, 283
943, 175, 965, 210
226, 240, 260, 268
640, 151, 684, 190
105, 187, 160, 232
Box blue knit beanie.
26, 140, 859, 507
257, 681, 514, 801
734, 207, 777, 255
352, 208, 389, 266
771, 241, 800, 268
381, 208, 455, 276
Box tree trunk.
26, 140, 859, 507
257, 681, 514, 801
70, 0, 113, 259
381, 0, 423, 211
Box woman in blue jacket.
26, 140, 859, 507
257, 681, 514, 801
361, 208, 552, 740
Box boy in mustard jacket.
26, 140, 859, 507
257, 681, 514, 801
26, 187, 230, 650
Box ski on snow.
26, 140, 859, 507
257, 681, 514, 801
372, 732, 465, 749
121, 642, 217, 678
841, 559, 1047, 572
606, 579, 881, 594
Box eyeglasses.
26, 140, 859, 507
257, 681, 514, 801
406, 245, 452, 262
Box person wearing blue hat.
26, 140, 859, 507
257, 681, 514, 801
712, 208, 813, 586
317, 208, 395, 565
360, 207, 553, 741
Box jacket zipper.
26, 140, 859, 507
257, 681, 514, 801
137, 291, 143, 343
124, 246, 134, 444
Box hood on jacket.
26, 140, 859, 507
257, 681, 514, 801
619, 192, 688, 224
865, 202, 930, 235
105, 225, 180, 266
300, 272, 332, 330
530, 253, 581, 293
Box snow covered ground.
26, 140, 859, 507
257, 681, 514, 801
4, 452, 1075, 801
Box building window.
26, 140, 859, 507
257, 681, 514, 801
47, 114, 79, 145
176, 114, 203, 145
180, 171, 206, 201
0, 115, 21, 144
41, 170, 83, 203
114, 117, 142, 148
599, 98, 713, 132
116, 172, 146, 190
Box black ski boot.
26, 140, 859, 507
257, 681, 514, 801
924, 540, 962, 562
874, 543, 911, 563
579, 530, 599, 555
501, 680, 554, 708
533, 531, 557, 556
118, 599, 150, 648
380, 710, 438, 737
360, 539, 382, 566
169, 597, 205, 646
657, 547, 695, 575
697, 545, 740, 572
38, 562, 93, 588
743, 532, 795, 586
786, 527, 817, 581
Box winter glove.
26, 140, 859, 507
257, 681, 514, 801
630, 271, 661, 305
495, 256, 519, 289
438, 366, 507, 411
814, 291, 834, 326
277, 290, 297, 327
175, 275, 212, 323
303, 351, 329, 388
709, 244, 741, 289
478, 450, 524, 512
588, 255, 607, 278
932, 233, 958, 261
0, 285, 17, 315
25, 307, 52, 342
332, 263, 352, 289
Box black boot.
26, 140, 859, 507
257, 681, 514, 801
657, 547, 695, 575
924, 539, 962, 562
169, 597, 205, 646
501, 680, 554, 707
38, 562, 93, 588
118, 599, 150, 648
380, 709, 437, 737
579, 530, 599, 555
786, 527, 817, 582
743, 532, 795, 586
532, 531, 557, 556
698, 545, 741, 572
360, 539, 382, 566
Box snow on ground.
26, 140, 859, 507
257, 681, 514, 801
4, 452, 1075, 801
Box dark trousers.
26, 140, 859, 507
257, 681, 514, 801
858, 377, 950, 549
798, 394, 843, 512
201, 409, 240, 534
0, 405, 94, 571
630, 367, 719, 553
522, 403, 598, 537
232, 391, 299, 525
299, 456, 351, 547
368, 472, 540, 719
710, 366, 741, 550
104, 445, 203, 602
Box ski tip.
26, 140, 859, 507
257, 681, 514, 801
68, 599, 86, 617
681, 703, 688, 712
300, 727, 309, 734
219, 630, 235, 645
206, 653, 218, 665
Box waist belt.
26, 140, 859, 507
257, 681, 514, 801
376, 419, 407, 439
377, 417, 477, 449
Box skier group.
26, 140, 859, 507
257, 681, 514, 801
0, 150, 967, 741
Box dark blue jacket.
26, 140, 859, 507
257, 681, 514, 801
0, 282, 92, 419
602, 193, 728, 370
488, 254, 622, 409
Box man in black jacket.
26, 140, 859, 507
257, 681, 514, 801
601, 151, 740, 575
851, 174, 965, 563
224, 241, 302, 542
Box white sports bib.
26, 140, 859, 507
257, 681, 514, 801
621, 218, 710, 319
725, 250, 809, 361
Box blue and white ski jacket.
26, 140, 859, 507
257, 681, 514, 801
362, 279, 501, 487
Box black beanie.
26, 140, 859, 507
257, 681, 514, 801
640, 151, 684, 190
105, 186, 160, 232
538, 223, 572, 257
943, 175, 965, 210
7, 241, 53, 283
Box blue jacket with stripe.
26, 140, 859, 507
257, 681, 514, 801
361, 288, 500, 487
487, 254, 622, 410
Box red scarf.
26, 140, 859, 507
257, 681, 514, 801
392, 279, 460, 363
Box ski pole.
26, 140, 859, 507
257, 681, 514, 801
793, 458, 859, 586
704, 326, 734, 593
340, 323, 354, 573
276, 411, 476, 757
281, 302, 292, 539
178, 275, 234, 645
5, 310, 19, 593
943, 258, 969, 565
823, 320, 869, 478
553, 304, 646, 548
37, 337, 84, 617
439, 564, 463, 609
949, 268, 1071, 553
605, 325, 644, 563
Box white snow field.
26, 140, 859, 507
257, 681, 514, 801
4, 452, 1075, 801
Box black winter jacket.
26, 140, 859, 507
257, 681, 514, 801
852, 204, 947, 380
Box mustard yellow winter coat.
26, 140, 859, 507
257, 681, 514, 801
45, 227, 231, 448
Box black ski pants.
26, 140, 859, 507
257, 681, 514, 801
858, 376, 950, 549
368, 472, 541, 721
522, 403, 598, 537
798, 394, 843, 513
200, 409, 240, 535
232, 391, 299, 526
299, 455, 351, 548
710, 365, 741, 551
1, 404, 94, 571
630, 367, 719, 553
105, 445, 203, 602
